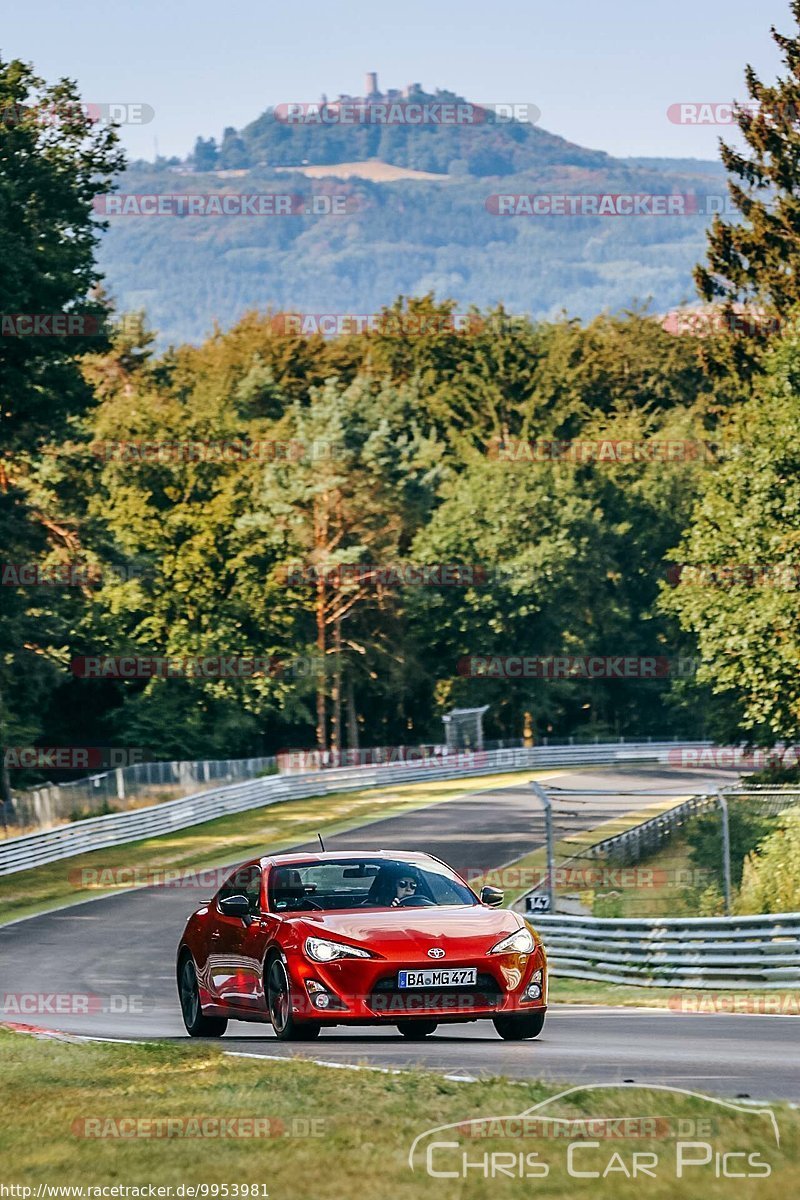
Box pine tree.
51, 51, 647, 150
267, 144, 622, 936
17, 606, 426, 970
695, 1, 800, 321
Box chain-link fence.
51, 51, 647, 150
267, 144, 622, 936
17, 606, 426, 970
4, 756, 277, 833
512, 784, 800, 921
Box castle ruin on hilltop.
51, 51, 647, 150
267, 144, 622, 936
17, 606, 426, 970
320, 74, 429, 106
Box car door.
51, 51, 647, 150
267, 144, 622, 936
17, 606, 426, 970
208, 864, 263, 1007
233, 867, 276, 1011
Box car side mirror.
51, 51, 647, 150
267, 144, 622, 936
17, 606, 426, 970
481, 886, 504, 907
219, 894, 251, 918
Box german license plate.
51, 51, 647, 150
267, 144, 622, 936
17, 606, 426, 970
397, 968, 477, 989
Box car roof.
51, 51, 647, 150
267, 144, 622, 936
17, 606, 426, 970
259, 849, 441, 868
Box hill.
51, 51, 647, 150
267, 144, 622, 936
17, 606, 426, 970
96, 81, 728, 345
205, 79, 613, 177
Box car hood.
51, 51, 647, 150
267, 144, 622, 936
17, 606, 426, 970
291, 905, 523, 954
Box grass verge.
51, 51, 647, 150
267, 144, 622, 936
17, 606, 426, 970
547, 976, 800, 1011
0, 1029, 795, 1198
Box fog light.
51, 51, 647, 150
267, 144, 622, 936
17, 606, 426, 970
524, 971, 543, 1001
304, 977, 346, 1011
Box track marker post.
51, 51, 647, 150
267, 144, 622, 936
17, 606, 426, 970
531, 780, 556, 914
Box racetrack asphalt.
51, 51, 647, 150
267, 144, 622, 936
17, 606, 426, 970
3, 763, 797, 1101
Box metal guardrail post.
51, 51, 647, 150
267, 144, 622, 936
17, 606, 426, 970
716, 788, 732, 915
531, 780, 555, 914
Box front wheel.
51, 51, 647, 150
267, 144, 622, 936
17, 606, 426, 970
397, 1020, 438, 1039
267, 958, 321, 1041
493, 1010, 546, 1041
178, 955, 227, 1037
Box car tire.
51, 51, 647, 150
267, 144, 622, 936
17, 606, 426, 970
178, 954, 228, 1038
396, 1020, 438, 1039
493, 1011, 546, 1041
267, 957, 321, 1042
294, 1022, 322, 1040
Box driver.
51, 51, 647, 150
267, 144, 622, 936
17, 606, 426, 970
368, 865, 420, 906
391, 873, 419, 907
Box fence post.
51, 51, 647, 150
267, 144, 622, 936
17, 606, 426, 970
531, 781, 555, 914
716, 788, 732, 915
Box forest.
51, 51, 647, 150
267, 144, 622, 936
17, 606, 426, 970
4, 6, 800, 794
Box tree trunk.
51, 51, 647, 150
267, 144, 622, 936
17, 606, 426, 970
332, 616, 342, 760
315, 573, 327, 752
346, 676, 359, 753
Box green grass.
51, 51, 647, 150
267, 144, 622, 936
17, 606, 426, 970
0, 1029, 795, 1199
549, 976, 685, 1007
586, 834, 717, 919
0, 766, 568, 927
547, 976, 800, 1010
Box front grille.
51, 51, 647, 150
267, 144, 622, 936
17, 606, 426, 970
367, 971, 503, 1014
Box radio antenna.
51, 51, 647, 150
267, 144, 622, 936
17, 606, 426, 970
317, 833, 326, 852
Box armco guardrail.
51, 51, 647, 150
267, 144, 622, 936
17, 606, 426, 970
574, 792, 718, 866
534, 912, 800, 990
0, 740, 710, 876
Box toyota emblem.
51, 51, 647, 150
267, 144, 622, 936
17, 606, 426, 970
427, 947, 446, 959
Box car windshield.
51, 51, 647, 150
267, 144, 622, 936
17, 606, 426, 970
268, 858, 477, 913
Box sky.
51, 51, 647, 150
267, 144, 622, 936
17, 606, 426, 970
1, 0, 792, 162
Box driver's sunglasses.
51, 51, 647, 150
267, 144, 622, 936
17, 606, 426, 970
397, 878, 417, 890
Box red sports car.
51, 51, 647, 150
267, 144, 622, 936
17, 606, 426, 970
177, 850, 547, 1041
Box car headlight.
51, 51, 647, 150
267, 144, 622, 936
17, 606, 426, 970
488, 927, 535, 955
304, 936, 373, 963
